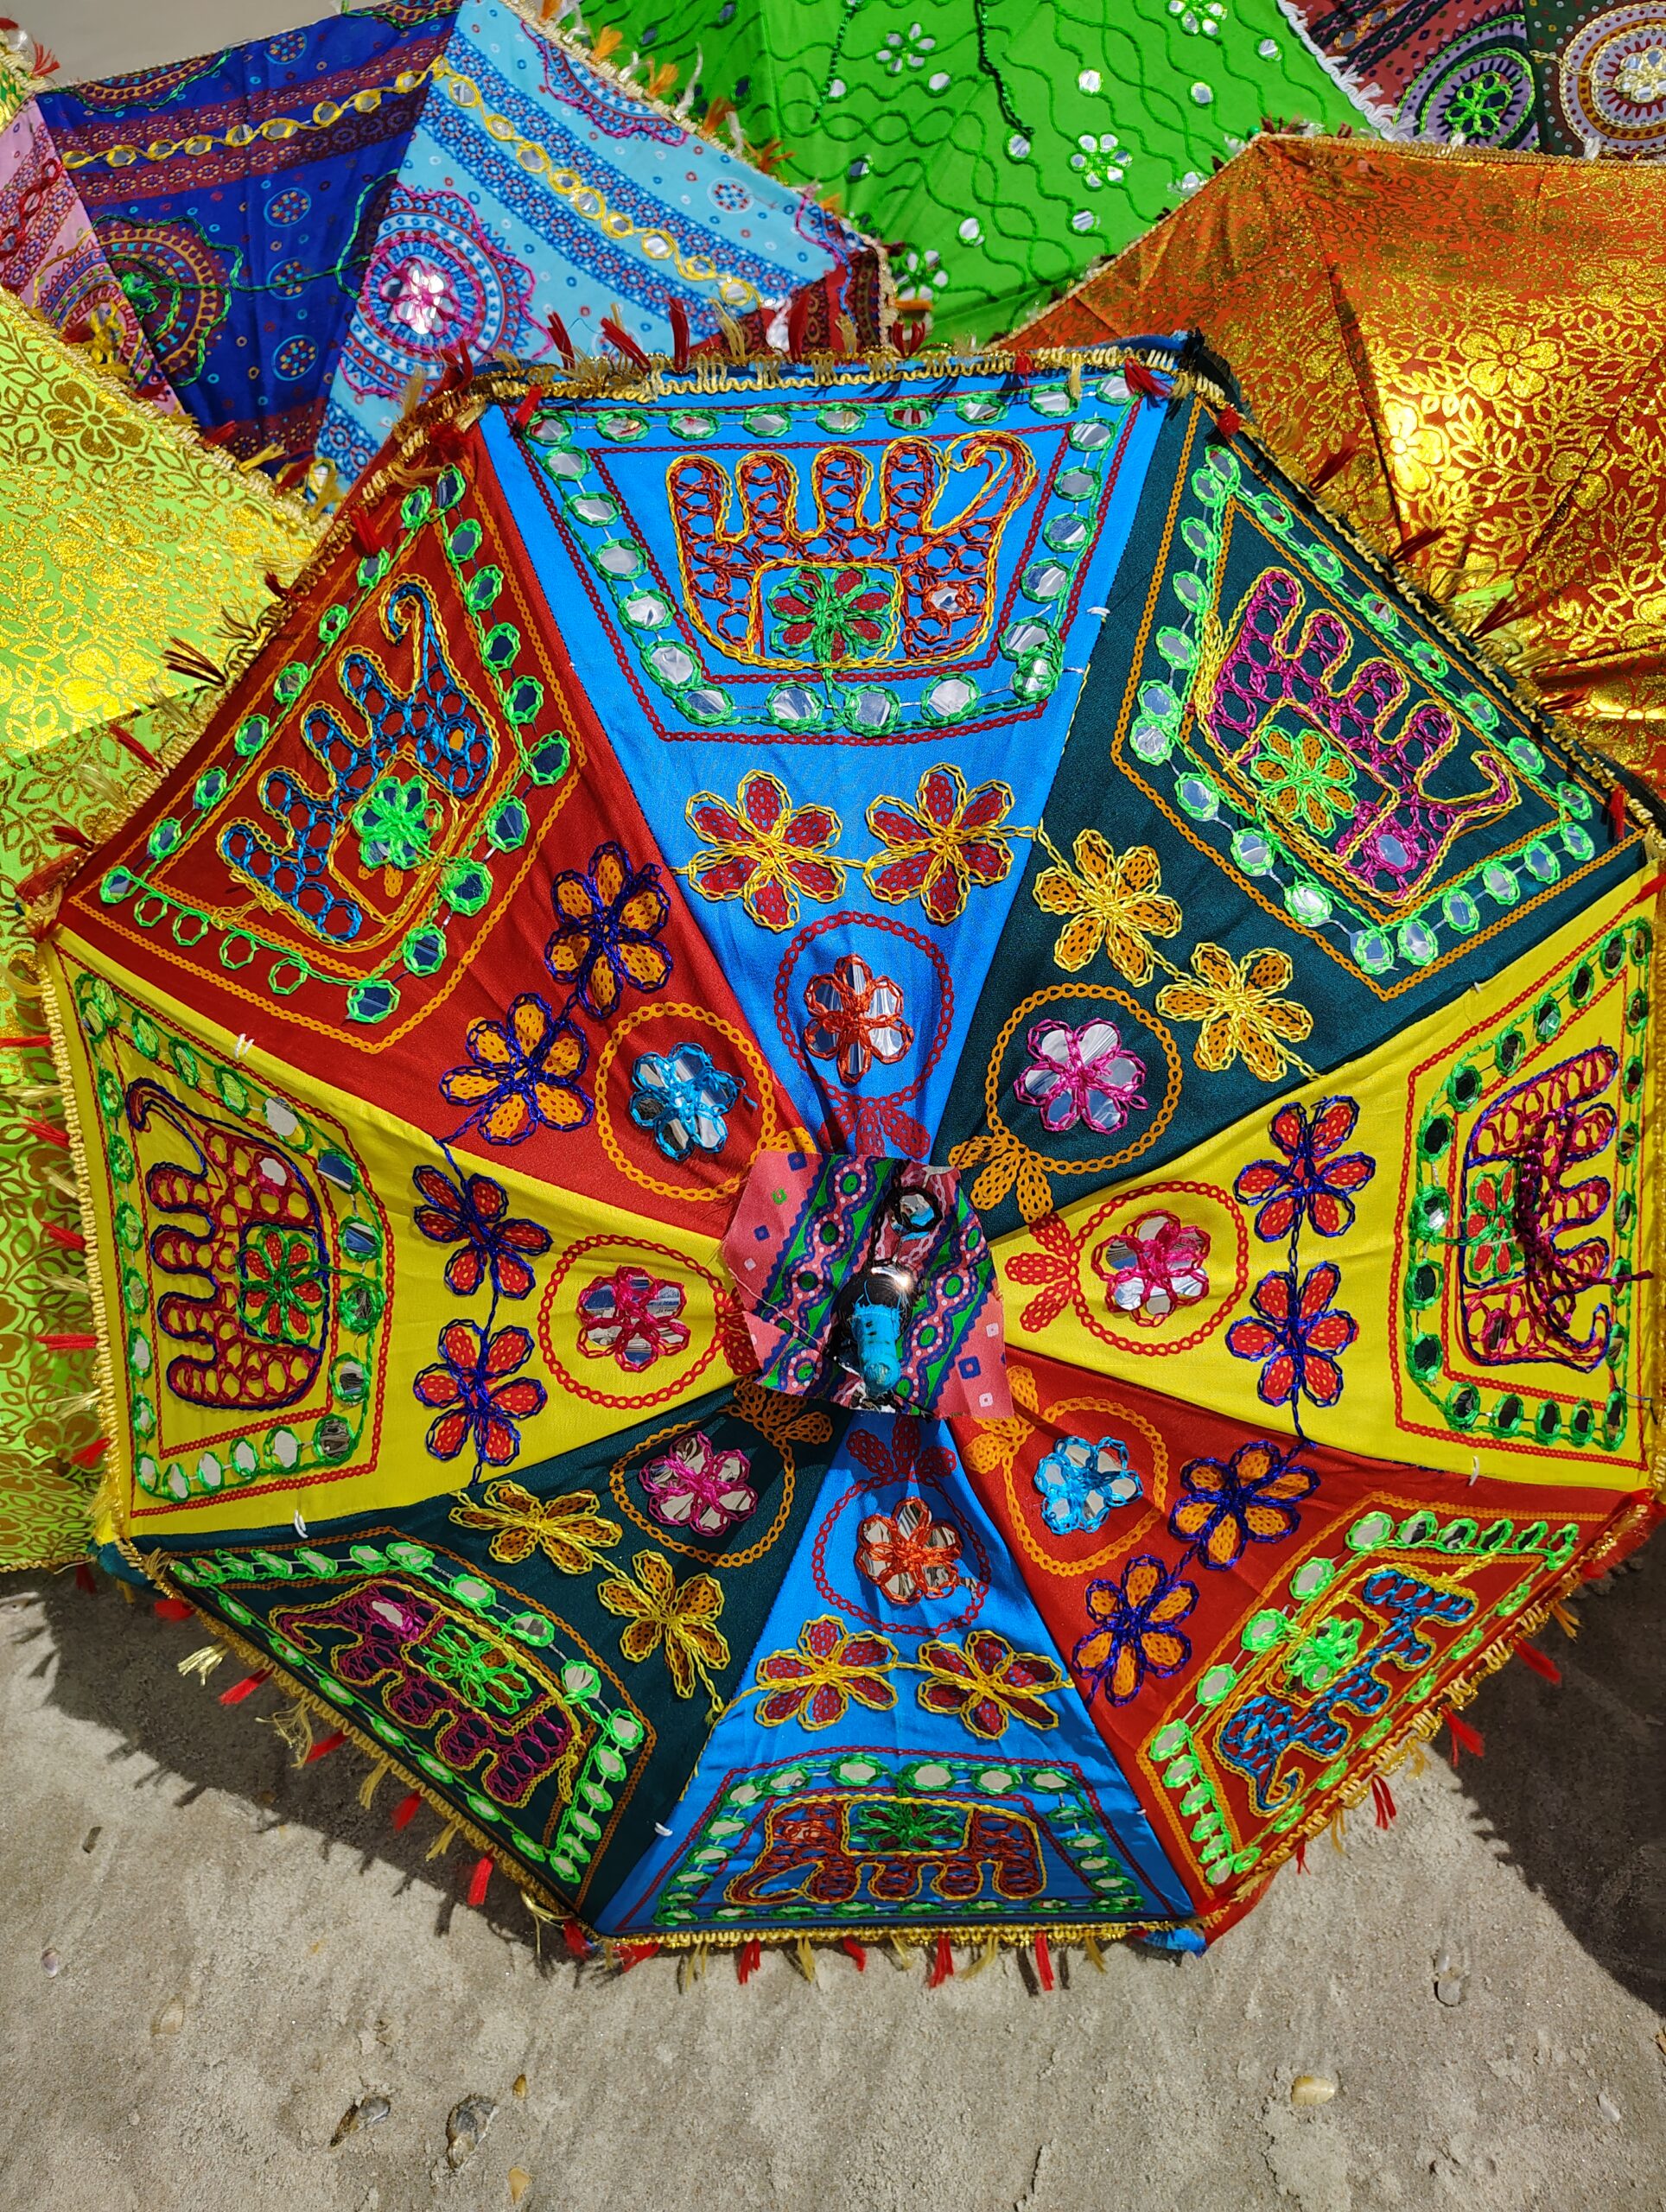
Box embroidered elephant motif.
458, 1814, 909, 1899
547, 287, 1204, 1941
723, 1790, 1045, 1908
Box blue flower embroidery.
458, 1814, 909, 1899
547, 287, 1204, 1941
1033, 1433, 1141, 1535
629, 1045, 742, 1162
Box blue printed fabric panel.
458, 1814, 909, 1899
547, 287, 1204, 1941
41, 5, 457, 467
595, 1414, 1192, 1934
315, 0, 864, 486
480, 365, 1165, 1154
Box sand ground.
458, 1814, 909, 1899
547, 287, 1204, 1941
2, 1548, 1660, 2212
4, 4, 1663, 2206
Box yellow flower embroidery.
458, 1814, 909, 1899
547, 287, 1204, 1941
1154, 944, 1313, 1082
448, 1481, 621, 1573
597, 1549, 729, 1701
1455, 321, 1560, 404
1033, 832, 1181, 982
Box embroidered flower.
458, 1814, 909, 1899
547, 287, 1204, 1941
448, 1479, 621, 1572
1226, 1263, 1358, 1410
1286, 1613, 1362, 1692
545, 840, 672, 1020
639, 1430, 758, 1538
1091, 1210, 1210, 1325
1154, 943, 1313, 1083
1248, 724, 1357, 836
413, 1319, 546, 1465
1034, 832, 1181, 982
770, 563, 893, 660
754, 1614, 898, 1728
575, 1266, 690, 1371
1033, 1433, 1141, 1535
1014, 1017, 1146, 1135
388, 254, 457, 338
1461, 1160, 1519, 1283
686, 771, 844, 931
1074, 1555, 1198, 1706
865, 764, 1014, 925
352, 774, 433, 872
916, 1630, 1065, 1738
1167, 1439, 1318, 1568
802, 953, 913, 1086
855, 1495, 963, 1605
439, 995, 590, 1142
597, 1549, 729, 1700
1234, 1096, 1377, 1242
238, 1224, 326, 1344
627, 1045, 741, 1163
411, 1163, 552, 1299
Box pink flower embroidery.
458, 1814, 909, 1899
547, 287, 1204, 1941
802, 953, 914, 1086
1014, 1018, 1146, 1135
389, 256, 457, 338
1092, 1210, 1211, 1326
640, 1431, 758, 1537
575, 1267, 690, 1372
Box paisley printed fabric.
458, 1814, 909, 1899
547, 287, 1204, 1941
1275, 0, 1539, 145
29, 350, 1661, 1949
1018, 136, 1666, 787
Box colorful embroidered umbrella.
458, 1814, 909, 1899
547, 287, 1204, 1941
0, 289, 315, 1570
568, 0, 1371, 340
40, 0, 882, 493
1016, 136, 1666, 789
31, 335, 1660, 1963
1523, 0, 1666, 156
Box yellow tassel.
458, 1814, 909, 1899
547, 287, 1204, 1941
793, 1938, 817, 1984
1084, 1932, 1108, 1973
356, 1758, 390, 1811
1066, 360, 1083, 404
1410, 1744, 1428, 1777
715, 304, 747, 361
117, 1580, 137, 1605
266, 1700, 314, 1766
591, 24, 623, 60
237, 443, 283, 474
1329, 1810, 1346, 1854
962, 1936, 1001, 1979
888, 1937, 915, 1972
425, 1820, 458, 1862
518, 1889, 559, 1961
678, 1945, 708, 1991
1550, 1599, 1580, 1639
178, 1644, 223, 1682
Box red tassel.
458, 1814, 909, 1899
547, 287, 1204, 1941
1370, 1775, 1396, 1829
1123, 359, 1167, 404
1392, 524, 1444, 564
0, 1033, 50, 1048
563, 1917, 590, 1960
512, 385, 539, 430
1033, 1933, 1054, 1991
600, 316, 651, 370
69, 1438, 108, 1469
927, 1932, 955, 1987
73, 1561, 96, 1594
1447, 1713, 1484, 1763
1540, 688, 1590, 715
1517, 1640, 1561, 1685
38, 1331, 97, 1351
46, 1225, 86, 1250
614, 1941, 660, 1972
1294, 1839, 1307, 1873
24, 1118, 70, 1148
110, 724, 162, 773
466, 1854, 492, 1908
50, 822, 92, 850
786, 287, 812, 359
1606, 787, 1631, 842
839, 1937, 867, 1971
546, 311, 575, 364
665, 296, 691, 372
735, 1936, 762, 1984
153, 1599, 194, 1622
1211, 404, 1243, 440
391, 1789, 423, 1831
305, 1728, 347, 1764
1474, 589, 1550, 639
350, 509, 382, 557
218, 1669, 269, 1706
1310, 440, 1360, 490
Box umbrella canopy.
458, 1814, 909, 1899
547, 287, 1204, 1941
32, 339, 1659, 1955
41, 0, 881, 493
0, 290, 316, 1569
1017, 136, 1666, 787
1525, 0, 1666, 155
1275, 0, 1539, 147
569, 0, 1371, 339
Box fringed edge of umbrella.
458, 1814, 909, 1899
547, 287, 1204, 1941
102, 1483, 1656, 1976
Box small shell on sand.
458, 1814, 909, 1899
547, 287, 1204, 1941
1291, 2075, 1337, 2107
